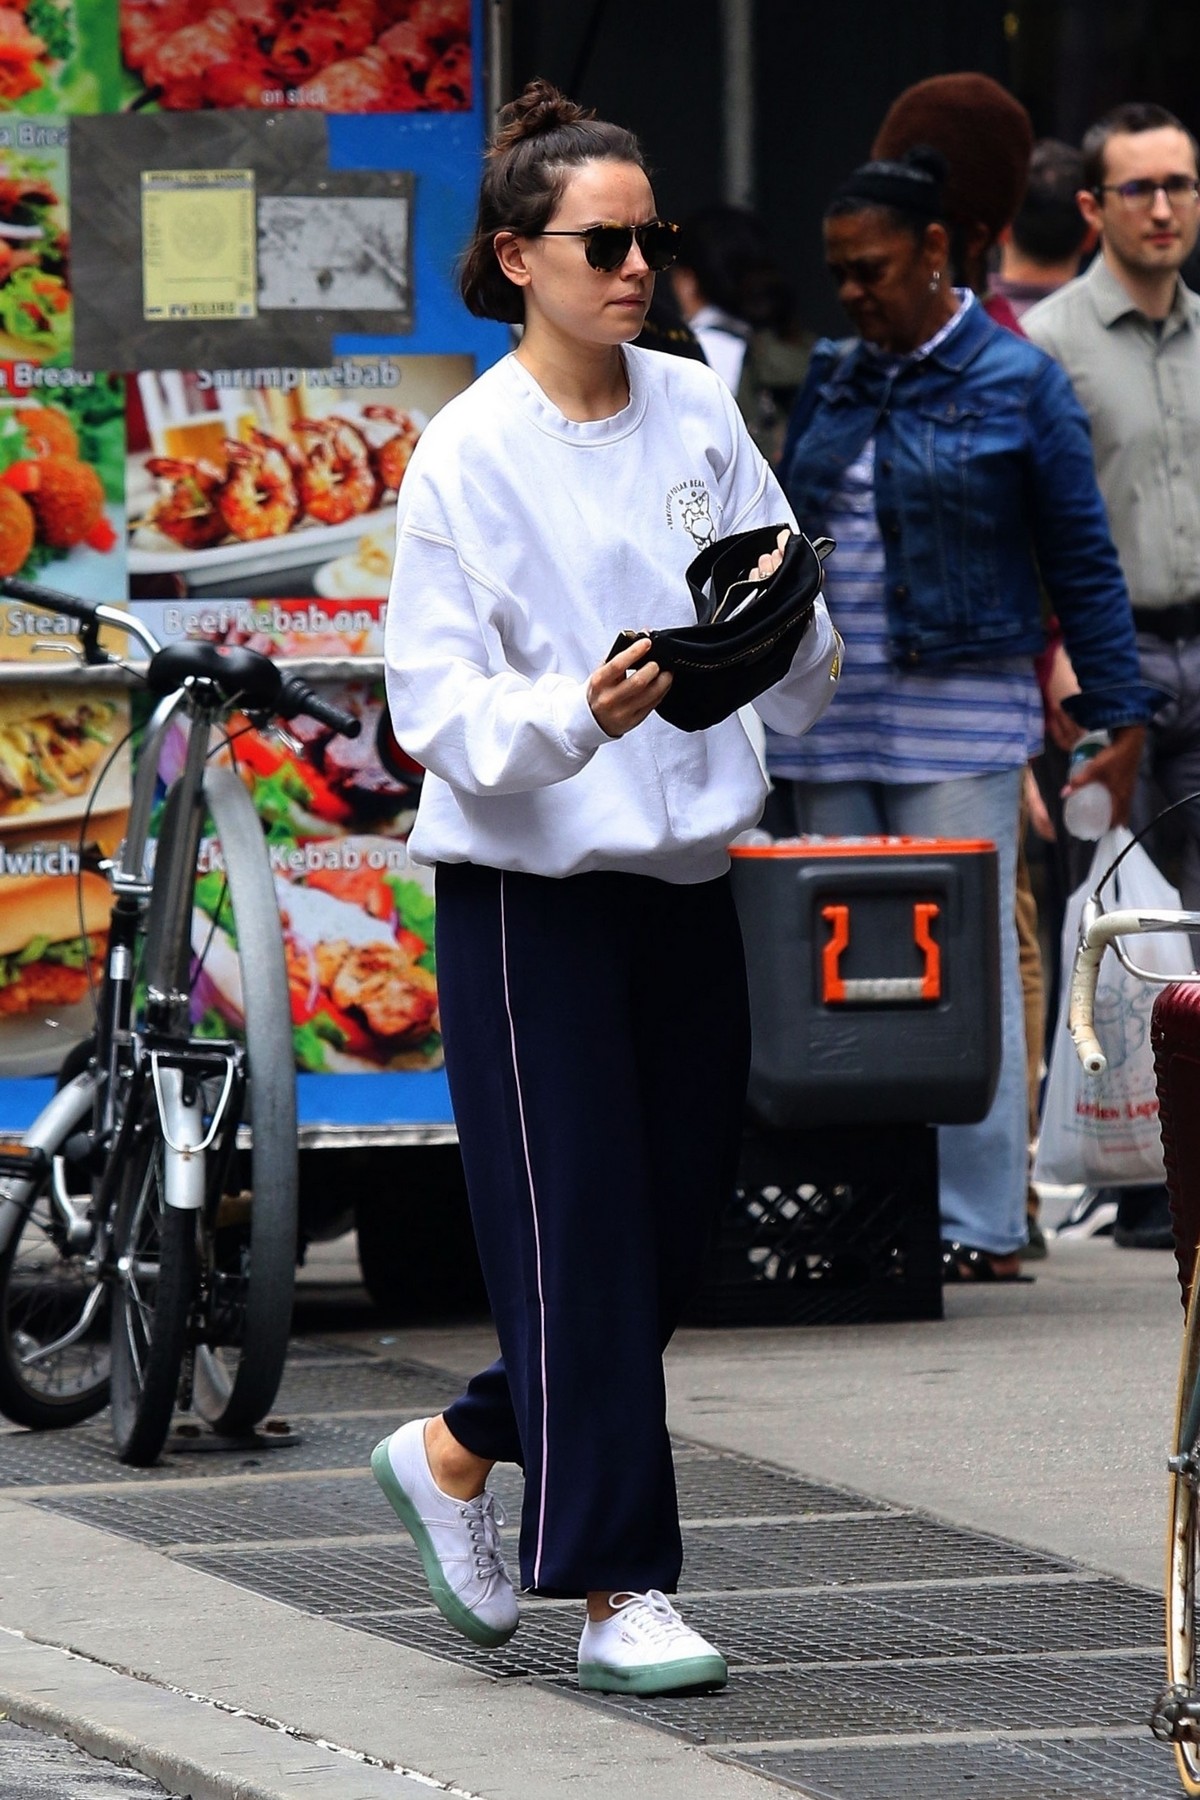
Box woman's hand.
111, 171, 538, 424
587, 529, 790, 738
1065, 723, 1145, 826
587, 637, 673, 738
750, 527, 791, 581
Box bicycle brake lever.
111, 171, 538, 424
30, 638, 86, 662
266, 720, 305, 757
31, 625, 120, 669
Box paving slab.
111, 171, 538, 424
0, 1631, 441, 1800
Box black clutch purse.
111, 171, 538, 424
608, 525, 834, 732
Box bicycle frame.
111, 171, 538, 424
0, 574, 360, 1449
0, 618, 253, 1267
1070, 893, 1200, 1778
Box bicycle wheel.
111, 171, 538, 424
109, 1087, 197, 1465
188, 766, 297, 1436
0, 1072, 108, 1429
1167, 1238, 1200, 1793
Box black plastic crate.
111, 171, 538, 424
685, 1123, 943, 1325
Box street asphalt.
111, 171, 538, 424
0, 1717, 169, 1796
0, 1230, 1184, 1799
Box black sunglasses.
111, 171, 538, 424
536, 218, 680, 273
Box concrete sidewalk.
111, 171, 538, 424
0, 1236, 1183, 1799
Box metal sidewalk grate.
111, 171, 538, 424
3, 1411, 408, 1489
35, 1475, 388, 1547
678, 1515, 1073, 1592
590, 1652, 1166, 1744
430, 1454, 872, 1528
346, 1579, 1162, 1682
272, 1358, 454, 1415
741, 1733, 1181, 1798
11, 1346, 1180, 1798
176, 1541, 435, 1613
862, 1579, 1164, 1656
353, 1602, 585, 1680
673, 1455, 883, 1521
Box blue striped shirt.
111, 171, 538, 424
768, 303, 1043, 784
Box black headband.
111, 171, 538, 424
830, 155, 945, 221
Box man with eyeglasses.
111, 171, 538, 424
1026, 102, 1200, 1251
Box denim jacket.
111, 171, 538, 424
781, 300, 1152, 731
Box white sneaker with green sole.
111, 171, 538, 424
370, 1419, 518, 1648
577, 1589, 727, 1694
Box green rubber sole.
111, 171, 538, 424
370, 1437, 517, 1649
577, 1653, 728, 1695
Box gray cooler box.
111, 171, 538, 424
731, 836, 1002, 1128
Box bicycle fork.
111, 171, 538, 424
148, 1045, 240, 1213
1153, 1685, 1200, 1743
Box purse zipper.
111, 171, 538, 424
659, 614, 808, 671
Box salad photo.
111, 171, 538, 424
0, 133, 70, 363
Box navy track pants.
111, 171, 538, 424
435, 861, 750, 1598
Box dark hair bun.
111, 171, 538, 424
901, 144, 948, 185
492, 79, 593, 155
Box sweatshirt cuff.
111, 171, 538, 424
553, 679, 614, 758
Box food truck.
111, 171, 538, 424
0, 0, 508, 1301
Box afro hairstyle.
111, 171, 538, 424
871, 74, 1034, 242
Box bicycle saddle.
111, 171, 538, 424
146, 641, 283, 707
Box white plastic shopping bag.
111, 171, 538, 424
1034, 827, 1195, 1189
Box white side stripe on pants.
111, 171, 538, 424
498, 872, 551, 1588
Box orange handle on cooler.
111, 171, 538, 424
821, 901, 942, 1005
820, 904, 851, 1003
912, 902, 941, 1001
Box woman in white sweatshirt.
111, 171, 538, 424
373, 78, 838, 1697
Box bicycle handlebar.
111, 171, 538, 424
0, 574, 99, 624
0, 577, 161, 657
278, 677, 362, 739
1070, 906, 1200, 1075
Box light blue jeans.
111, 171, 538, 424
772, 769, 1027, 1256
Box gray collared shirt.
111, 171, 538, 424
1024, 254, 1200, 610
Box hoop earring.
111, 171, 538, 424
929, 268, 943, 293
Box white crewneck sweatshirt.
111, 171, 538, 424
384, 344, 837, 884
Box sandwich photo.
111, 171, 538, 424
0, 866, 109, 1017
0, 687, 122, 826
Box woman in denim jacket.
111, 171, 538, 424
770, 148, 1151, 1278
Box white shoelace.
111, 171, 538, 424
606, 1589, 692, 1645
460, 1491, 510, 1580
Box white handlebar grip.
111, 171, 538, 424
1068, 934, 1107, 1074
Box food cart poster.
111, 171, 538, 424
0, 0, 505, 1136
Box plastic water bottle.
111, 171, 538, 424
1062, 731, 1113, 840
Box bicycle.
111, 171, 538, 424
1069, 865, 1200, 1793
0, 577, 360, 1465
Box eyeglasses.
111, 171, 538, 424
1094, 176, 1200, 208
535, 218, 680, 272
